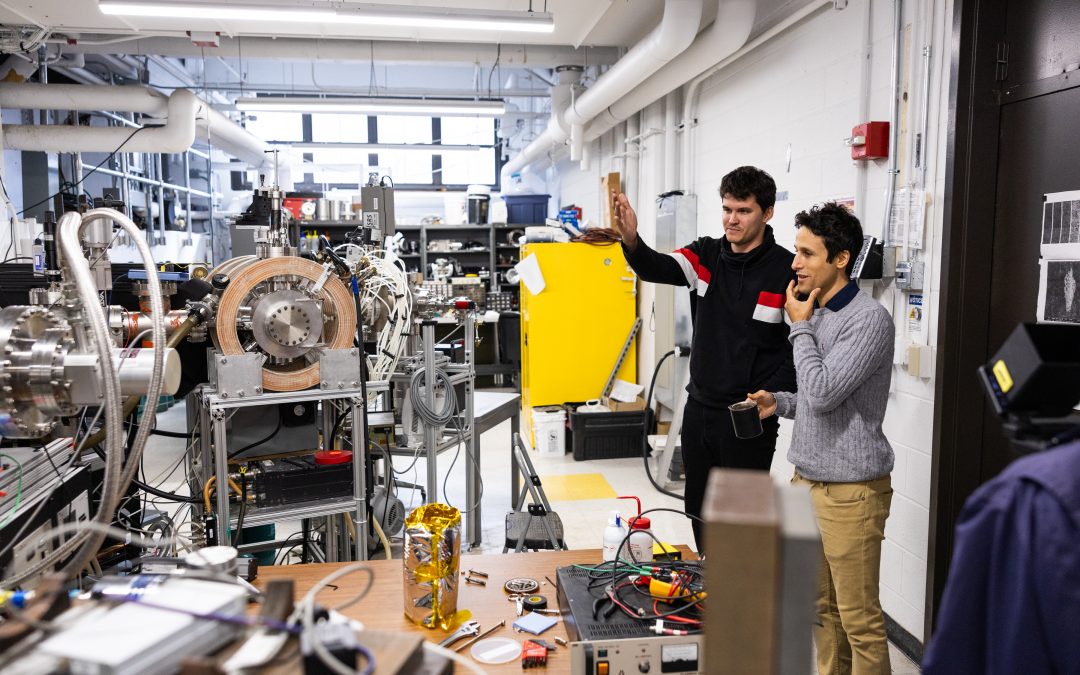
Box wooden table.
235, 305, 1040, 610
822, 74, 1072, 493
257, 547, 691, 673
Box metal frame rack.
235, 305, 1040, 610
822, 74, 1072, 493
388, 313, 480, 546
190, 311, 482, 562
192, 361, 380, 562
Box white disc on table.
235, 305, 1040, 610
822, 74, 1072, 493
470, 637, 521, 664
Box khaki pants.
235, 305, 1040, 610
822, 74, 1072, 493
793, 472, 893, 675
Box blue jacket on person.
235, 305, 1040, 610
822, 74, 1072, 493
923, 439, 1080, 674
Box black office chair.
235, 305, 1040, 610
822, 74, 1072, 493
503, 432, 567, 553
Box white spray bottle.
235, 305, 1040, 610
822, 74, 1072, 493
602, 510, 629, 562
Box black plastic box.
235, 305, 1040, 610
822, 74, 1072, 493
568, 406, 649, 461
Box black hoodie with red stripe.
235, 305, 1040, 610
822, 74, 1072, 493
623, 225, 797, 409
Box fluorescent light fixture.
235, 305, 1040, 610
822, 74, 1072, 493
236, 97, 506, 117
294, 142, 484, 154
99, 1, 554, 33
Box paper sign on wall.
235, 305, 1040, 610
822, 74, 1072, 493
514, 253, 546, 295
1037, 259, 1080, 324
1040, 190, 1080, 260
907, 293, 924, 338
886, 187, 926, 250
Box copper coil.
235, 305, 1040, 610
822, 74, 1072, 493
214, 256, 356, 391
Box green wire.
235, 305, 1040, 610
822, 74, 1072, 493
0, 453, 23, 528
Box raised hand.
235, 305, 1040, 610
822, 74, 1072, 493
612, 192, 639, 249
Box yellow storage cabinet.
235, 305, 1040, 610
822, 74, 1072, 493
520, 242, 637, 442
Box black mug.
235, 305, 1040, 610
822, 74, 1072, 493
729, 400, 763, 439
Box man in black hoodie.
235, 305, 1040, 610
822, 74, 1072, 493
613, 166, 796, 549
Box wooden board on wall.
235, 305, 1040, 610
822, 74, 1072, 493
602, 172, 621, 229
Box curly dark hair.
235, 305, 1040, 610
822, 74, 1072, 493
794, 202, 864, 276
719, 166, 777, 212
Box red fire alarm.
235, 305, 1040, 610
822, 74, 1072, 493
849, 121, 890, 160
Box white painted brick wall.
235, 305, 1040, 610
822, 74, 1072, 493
544, 0, 954, 643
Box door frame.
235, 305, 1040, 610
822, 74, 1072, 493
929, 0, 1080, 638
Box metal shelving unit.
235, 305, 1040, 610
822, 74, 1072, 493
194, 380, 388, 561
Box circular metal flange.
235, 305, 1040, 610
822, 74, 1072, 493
214, 256, 355, 392
0, 305, 75, 438
251, 288, 323, 359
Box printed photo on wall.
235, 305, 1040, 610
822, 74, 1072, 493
1041, 190, 1080, 260
1037, 259, 1080, 324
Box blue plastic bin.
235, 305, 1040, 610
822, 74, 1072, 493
503, 194, 550, 225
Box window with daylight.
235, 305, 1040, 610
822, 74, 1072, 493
243, 111, 303, 142
375, 150, 434, 184
440, 117, 495, 146
377, 115, 432, 144
308, 148, 366, 185
311, 113, 369, 143
440, 147, 496, 185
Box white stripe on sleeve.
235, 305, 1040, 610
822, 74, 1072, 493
666, 251, 697, 288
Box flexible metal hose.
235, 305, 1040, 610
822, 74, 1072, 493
60, 208, 167, 578
2, 209, 167, 585
2, 211, 127, 585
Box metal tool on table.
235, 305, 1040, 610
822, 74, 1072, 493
454, 620, 507, 653
437, 620, 481, 649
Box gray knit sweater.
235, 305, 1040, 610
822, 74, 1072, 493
774, 289, 895, 482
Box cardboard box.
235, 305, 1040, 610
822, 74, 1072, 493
703, 469, 780, 673
656, 421, 671, 435
603, 394, 647, 412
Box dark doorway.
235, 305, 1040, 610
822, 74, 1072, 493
931, 0, 1080, 639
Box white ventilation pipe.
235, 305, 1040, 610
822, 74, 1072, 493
678, 0, 833, 189
1, 85, 199, 155
584, 0, 757, 144
0, 83, 168, 117
564, 0, 703, 160
499, 66, 582, 185
199, 106, 274, 169
502, 0, 704, 180
0, 82, 272, 168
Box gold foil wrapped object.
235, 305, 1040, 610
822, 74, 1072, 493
403, 503, 461, 629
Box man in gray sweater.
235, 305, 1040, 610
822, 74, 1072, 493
749, 202, 895, 675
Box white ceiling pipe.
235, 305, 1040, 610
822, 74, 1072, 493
499, 67, 581, 184
198, 105, 273, 169
503, 0, 704, 177
583, 0, 757, 144
0, 82, 270, 168
678, 0, 832, 190
63, 36, 620, 68
2, 88, 199, 154
0, 83, 169, 117
564, 0, 703, 161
